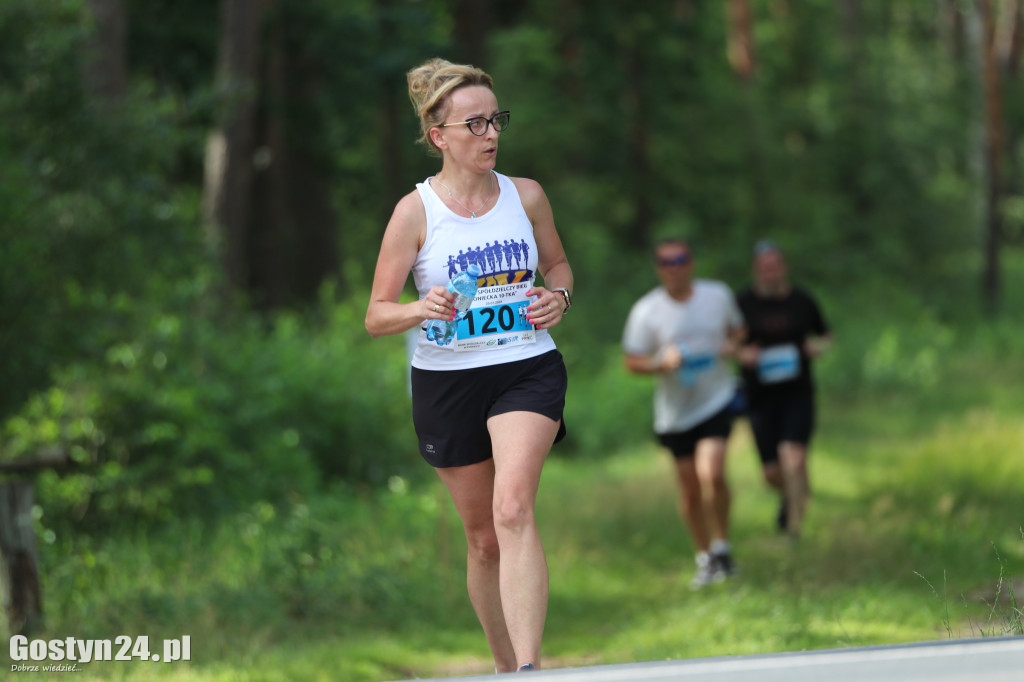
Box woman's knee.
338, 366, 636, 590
492, 494, 535, 534
465, 525, 501, 564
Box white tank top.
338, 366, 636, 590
411, 171, 557, 370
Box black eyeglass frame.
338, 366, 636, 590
439, 110, 511, 136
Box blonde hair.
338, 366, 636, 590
407, 58, 494, 156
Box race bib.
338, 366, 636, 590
454, 280, 537, 352
758, 344, 800, 384
677, 348, 716, 387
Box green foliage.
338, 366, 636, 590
3, 290, 420, 530
0, 0, 206, 418
480, 0, 982, 300
559, 346, 652, 456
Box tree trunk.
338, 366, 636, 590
727, 0, 756, 81
203, 0, 267, 299
557, 0, 586, 173
940, 0, 967, 61
979, 0, 1004, 312
249, 17, 289, 310
998, 0, 1022, 251
734, 2, 773, 239
453, 0, 493, 66
623, 31, 653, 246
82, 0, 127, 102
0, 482, 42, 638
249, 5, 339, 309
839, 0, 861, 59
378, 0, 407, 214
996, 0, 1023, 73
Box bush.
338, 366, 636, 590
559, 346, 653, 458
2, 288, 421, 531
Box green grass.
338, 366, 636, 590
4, 355, 1024, 681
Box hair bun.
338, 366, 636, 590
406, 58, 453, 114
405, 58, 494, 156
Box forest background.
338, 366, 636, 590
0, 0, 1022, 680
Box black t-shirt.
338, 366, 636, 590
737, 286, 829, 402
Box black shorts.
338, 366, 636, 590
656, 403, 734, 460
747, 388, 816, 464
410, 350, 567, 468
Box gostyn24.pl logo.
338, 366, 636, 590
10, 635, 191, 670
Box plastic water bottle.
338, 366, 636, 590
425, 264, 483, 346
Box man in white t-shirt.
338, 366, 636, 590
622, 238, 745, 589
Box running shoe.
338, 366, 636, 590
711, 550, 736, 579
690, 552, 720, 589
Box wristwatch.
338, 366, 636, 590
552, 287, 572, 314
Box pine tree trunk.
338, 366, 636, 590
249, 5, 339, 309
453, 0, 493, 66
979, 0, 1004, 312
727, 0, 756, 81
203, 0, 267, 299
82, 0, 127, 103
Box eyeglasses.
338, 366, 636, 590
440, 110, 511, 136
657, 254, 690, 267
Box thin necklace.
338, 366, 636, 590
432, 174, 496, 218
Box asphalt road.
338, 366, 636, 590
388, 636, 1024, 682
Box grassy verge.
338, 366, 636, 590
5, 349, 1024, 681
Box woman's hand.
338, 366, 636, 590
525, 287, 565, 330
422, 286, 456, 321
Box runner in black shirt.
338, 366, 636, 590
737, 240, 832, 539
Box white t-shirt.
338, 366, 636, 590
410, 171, 556, 370
622, 280, 743, 433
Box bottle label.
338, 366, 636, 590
758, 344, 800, 384
451, 290, 474, 312
453, 280, 537, 352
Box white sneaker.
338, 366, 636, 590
690, 552, 721, 589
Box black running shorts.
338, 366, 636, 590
656, 403, 735, 460
411, 350, 568, 468
747, 387, 816, 464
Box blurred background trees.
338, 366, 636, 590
1, 0, 1021, 530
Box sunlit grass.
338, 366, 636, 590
7, 363, 1023, 681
